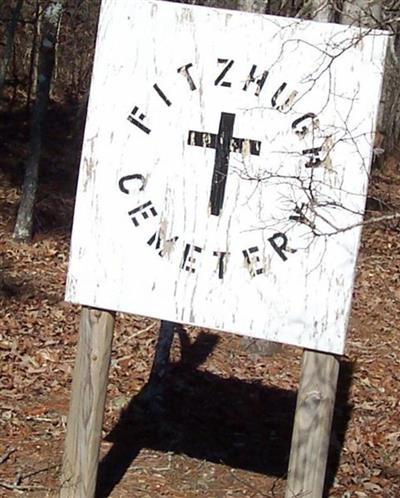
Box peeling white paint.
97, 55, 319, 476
65, 0, 387, 354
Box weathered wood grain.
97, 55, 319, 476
59, 307, 115, 498
285, 350, 340, 498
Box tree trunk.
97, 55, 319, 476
13, 1, 63, 242
382, 44, 400, 158
341, 0, 382, 26
26, 0, 41, 110
0, 0, 24, 101
236, 0, 267, 13
312, 1, 334, 22
301, 0, 335, 22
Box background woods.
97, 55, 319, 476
1, 0, 100, 107
1, 0, 102, 243
1, 1, 400, 497
2, 0, 400, 119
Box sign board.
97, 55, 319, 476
66, 0, 387, 354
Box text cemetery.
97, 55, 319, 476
66, 0, 387, 354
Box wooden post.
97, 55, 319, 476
285, 350, 340, 498
60, 307, 115, 498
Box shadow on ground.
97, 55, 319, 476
96, 329, 353, 498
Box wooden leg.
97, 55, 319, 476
60, 307, 115, 498
285, 350, 340, 498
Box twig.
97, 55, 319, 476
326, 212, 400, 236
0, 405, 17, 413
229, 469, 271, 497
131, 323, 157, 337
0, 481, 48, 492
26, 415, 59, 423
117, 321, 157, 348
270, 477, 283, 497
0, 464, 59, 494
20, 464, 59, 480
0, 447, 16, 465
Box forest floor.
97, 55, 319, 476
1, 103, 400, 497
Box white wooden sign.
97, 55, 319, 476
66, 0, 387, 354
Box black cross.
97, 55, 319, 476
188, 112, 261, 216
